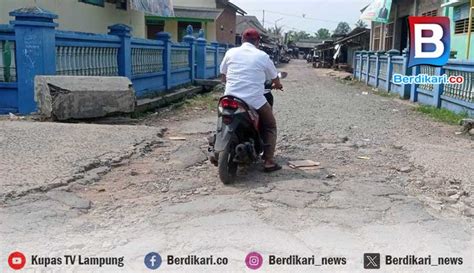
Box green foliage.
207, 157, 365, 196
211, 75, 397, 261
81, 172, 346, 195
314, 28, 331, 39
416, 105, 469, 125
334, 22, 351, 36
267, 25, 284, 37
355, 20, 368, 28
285, 30, 311, 43
183, 92, 220, 112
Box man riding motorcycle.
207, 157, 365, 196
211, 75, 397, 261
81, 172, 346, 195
219, 28, 283, 172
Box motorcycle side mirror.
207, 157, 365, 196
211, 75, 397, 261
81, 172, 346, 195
278, 72, 288, 79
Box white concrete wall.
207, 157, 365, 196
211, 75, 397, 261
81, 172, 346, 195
173, 0, 216, 9
0, 0, 146, 38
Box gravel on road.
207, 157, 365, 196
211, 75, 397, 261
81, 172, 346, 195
1, 60, 472, 272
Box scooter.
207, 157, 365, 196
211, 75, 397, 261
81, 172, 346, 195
208, 72, 288, 184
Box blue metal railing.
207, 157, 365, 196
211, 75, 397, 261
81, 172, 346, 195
353, 50, 474, 116
0, 9, 231, 114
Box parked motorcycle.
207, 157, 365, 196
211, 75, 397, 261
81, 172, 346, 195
280, 54, 291, 64
208, 72, 288, 184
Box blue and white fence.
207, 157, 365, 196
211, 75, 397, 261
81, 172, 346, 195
354, 50, 474, 117
0, 8, 229, 114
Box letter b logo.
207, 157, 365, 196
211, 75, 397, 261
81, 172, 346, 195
408, 16, 450, 67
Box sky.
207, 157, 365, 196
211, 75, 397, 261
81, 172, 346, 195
231, 0, 372, 34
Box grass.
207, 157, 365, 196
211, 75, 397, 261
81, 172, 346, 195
180, 91, 220, 112
415, 105, 469, 125
374, 90, 398, 98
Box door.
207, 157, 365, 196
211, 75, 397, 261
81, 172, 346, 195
399, 16, 409, 51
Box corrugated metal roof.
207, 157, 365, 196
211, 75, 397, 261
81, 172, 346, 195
236, 16, 267, 34
295, 40, 324, 48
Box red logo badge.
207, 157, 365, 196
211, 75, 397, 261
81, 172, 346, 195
8, 251, 26, 270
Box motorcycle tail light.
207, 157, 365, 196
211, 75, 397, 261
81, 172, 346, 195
220, 98, 239, 110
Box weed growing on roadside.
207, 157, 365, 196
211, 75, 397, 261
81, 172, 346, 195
415, 105, 469, 125
183, 92, 220, 112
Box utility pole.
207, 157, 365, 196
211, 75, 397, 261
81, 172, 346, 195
263, 10, 265, 28
467, 0, 473, 59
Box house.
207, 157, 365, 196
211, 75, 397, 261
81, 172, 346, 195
236, 15, 268, 45
295, 39, 323, 57
145, 0, 246, 43
235, 15, 280, 45
0, 0, 147, 38
235, 15, 283, 63
368, 0, 443, 52
313, 41, 336, 68
367, 0, 474, 60
443, 0, 474, 59
334, 27, 371, 70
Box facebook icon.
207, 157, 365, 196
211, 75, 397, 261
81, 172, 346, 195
144, 252, 162, 270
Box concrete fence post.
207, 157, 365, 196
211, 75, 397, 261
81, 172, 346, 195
400, 48, 411, 99
433, 66, 444, 108
358, 51, 365, 81
211, 41, 220, 78
157, 32, 172, 90
108, 24, 132, 79
386, 49, 400, 92
183, 34, 196, 82
11, 7, 58, 114
195, 37, 207, 79
365, 51, 373, 85
410, 65, 420, 102
353, 51, 358, 79
375, 52, 382, 88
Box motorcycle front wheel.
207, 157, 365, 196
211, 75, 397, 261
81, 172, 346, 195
218, 142, 238, 185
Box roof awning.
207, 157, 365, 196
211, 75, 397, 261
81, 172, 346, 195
336, 29, 370, 44
173, 7, 223, 20
441, 0, 469, 8
130, 0, 174, 16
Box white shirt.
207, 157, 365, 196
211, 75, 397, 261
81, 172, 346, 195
220, 43, 278, 109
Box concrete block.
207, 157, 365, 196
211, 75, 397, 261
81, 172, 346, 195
35, 76, 135, 120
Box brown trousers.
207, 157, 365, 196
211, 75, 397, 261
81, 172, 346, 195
257, 103, 277, 160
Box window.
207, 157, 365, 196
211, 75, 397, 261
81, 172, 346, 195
113, 0, 127, 10
384, 22, 394, 51
81, 0, 126, 10
373, 23, 382, 51
79, 0, 105, 7
453, 3, 473, 34
422, 10, 438, 17
147, 21, 165, 39
455, 18, 474, 34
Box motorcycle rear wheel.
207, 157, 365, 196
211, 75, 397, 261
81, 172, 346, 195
218, 143, 238, 185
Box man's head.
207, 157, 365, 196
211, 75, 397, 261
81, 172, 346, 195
242, 28, 261, 46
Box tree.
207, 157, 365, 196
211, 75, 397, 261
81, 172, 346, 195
355, 20, 368, 29
267, 25, 284, 37
296, 31, 311, 40
285, 30, 311, 43
314, 28, 331, 39
334, 22, 351, 36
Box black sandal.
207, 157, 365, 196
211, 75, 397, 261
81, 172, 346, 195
263, 164, 282, 173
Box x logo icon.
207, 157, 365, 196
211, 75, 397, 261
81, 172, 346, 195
364, 253, 381, 269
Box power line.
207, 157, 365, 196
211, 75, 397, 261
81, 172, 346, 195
265, 19, 317, 34
262, 10, 341, 24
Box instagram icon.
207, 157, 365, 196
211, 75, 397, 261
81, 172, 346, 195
245, 252, 263, 270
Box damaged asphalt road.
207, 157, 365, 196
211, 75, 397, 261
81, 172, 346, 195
0, 60, 472, 272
